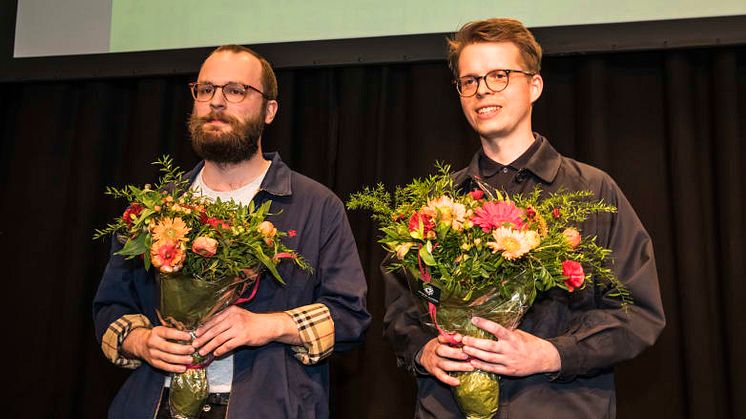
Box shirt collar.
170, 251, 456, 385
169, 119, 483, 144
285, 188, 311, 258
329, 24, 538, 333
457, 133, 562, 187
185, 152, 293, 197
478, 135, 542, 177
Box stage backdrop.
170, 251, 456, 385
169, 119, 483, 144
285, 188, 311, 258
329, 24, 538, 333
0, 45, 744, 418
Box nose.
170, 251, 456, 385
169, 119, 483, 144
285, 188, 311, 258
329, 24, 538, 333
209, 86, 227, 111
475, 76, 492, 97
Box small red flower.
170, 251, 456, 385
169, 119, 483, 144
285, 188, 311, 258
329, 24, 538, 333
122, 203, 143, 227
408, 211, 435, 235
288, 230, 297, 237
526, 207, 536, 220
561, 260, 585, 292
552, 208, 561, 219
469, 189, 485, 200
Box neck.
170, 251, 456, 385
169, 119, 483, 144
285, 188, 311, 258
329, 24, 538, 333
201, 147, 270, 192
480, 128, 535, 165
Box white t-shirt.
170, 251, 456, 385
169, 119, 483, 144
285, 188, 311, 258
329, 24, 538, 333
164, 162, 270, 393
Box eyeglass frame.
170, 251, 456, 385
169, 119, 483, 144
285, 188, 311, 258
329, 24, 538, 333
189, 81, 271, 103
454, 68, 536, 97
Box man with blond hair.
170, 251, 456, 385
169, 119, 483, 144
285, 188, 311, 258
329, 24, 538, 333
383, 18, 664, 418
94, 45, 370, 419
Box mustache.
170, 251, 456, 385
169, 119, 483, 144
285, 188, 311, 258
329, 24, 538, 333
193, 111, 240, 124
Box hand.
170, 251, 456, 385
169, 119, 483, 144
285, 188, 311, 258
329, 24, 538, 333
418, 334, 474, 386
122, 326, 194, 373
462, 317, 561, 377
192, 306, 300, 357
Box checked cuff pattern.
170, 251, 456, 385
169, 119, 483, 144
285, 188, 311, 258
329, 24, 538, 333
102, 314, 152, 369
285, 303, 335, 365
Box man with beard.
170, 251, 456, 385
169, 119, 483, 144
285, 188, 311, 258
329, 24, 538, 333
382, 19, 664, 418
93, 45, 370, 419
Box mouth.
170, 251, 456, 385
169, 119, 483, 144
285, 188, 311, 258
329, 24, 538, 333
476, 105, 501, 117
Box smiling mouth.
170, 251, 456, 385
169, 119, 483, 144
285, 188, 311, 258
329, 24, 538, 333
477, 106, 501, 115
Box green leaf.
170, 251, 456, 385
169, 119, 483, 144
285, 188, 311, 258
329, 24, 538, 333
115, 234, 148, 258
419, 245, 436, 266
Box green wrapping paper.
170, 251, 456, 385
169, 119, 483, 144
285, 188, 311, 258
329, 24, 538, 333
408, 269, 536, 419
157, 272, 252, 419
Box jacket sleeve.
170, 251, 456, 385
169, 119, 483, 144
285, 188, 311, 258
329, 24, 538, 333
381, 255, 437, 374
311, 196, 371, 353
546, 178, 666, 380
92, 236, 157, 369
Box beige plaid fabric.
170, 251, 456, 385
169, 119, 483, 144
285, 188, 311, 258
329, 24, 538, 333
101, 314, 152, 369
103, 304, 333, 368
285, 303, 335, 365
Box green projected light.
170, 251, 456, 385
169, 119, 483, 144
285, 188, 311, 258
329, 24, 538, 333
108, 0, 746, 53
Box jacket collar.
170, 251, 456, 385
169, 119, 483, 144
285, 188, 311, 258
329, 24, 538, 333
185, 152, 293, 197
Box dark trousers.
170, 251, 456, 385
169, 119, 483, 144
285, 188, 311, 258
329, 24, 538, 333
155, 388, 229, 419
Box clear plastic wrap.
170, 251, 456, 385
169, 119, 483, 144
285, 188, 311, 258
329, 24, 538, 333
157, 272, 253, 419
405, 268, 536, 419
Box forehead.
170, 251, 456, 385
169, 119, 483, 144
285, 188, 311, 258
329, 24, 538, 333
457, 42, 524, 76
198, 51, 262, 84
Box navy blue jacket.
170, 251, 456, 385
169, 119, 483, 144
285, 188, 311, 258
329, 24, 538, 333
93, 153, 370, 419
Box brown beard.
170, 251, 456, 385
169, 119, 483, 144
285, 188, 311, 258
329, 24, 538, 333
188, 109, 266, 164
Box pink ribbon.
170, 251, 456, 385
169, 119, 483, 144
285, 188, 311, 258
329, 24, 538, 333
417, 250, 460, 346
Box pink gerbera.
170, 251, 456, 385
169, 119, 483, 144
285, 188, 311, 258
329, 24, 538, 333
471, 201, 525, 232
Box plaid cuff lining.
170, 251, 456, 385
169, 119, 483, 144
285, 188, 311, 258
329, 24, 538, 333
101, 314, 152, 369
285, 303, 335, 365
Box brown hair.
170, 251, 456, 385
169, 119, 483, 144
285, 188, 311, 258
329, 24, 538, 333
447, 18, 542, 77
209, 44, 278, 100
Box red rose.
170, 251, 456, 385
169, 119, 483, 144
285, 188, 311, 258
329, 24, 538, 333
469, 189, 485, 200
552, 208, 561, 219
122, 203, 143, 227
562, 260, 585, 292
408, 211, 435, 235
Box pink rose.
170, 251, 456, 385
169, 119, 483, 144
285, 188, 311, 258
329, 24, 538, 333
192, 236, 218, 257
562, 260, 585, 292
562, 228, 582, 249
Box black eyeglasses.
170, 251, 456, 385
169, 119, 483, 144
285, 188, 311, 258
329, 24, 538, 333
454, 69, 535, 97
189, 82, 269, 103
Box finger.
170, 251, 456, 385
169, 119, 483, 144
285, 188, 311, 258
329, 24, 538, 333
156, 340, 197, 355
437, 333, 463, 345
198, 331, 233, 356
462, 345, 509, 365
461, 335, 502, 353
214, 337, 241, 357
438, 359, 475, 373
154, 350, 195, 366
153, 360, 188, 373
471, 317, 512, 341
154, 327, 192, 342
195, 309, 231, 336
433, 368, 461, 386
469, 358, 516, 376
435, 344, 470, 361
193, 320, 233, 348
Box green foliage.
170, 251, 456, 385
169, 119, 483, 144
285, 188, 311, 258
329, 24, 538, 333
94, 156, 312, 282
347, 164, 630, 306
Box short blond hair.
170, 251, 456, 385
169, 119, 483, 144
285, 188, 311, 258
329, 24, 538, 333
447, 18, 542, 77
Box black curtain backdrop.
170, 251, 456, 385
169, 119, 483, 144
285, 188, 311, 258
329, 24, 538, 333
1, 46, 744, 419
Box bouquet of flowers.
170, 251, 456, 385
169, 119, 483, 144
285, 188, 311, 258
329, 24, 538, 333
95, 157, 311, 419
347, 164, 628, 419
